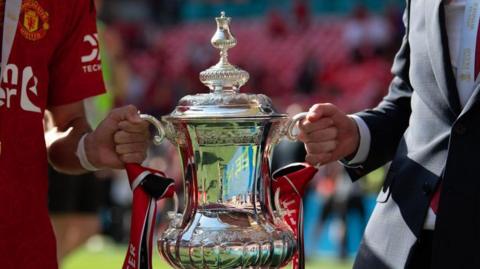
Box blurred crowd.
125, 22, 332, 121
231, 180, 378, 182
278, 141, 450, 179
98, 1, 404, 116
49, 0, 405, 266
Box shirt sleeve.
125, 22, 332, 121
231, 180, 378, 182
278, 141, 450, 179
48, 0, 105, 107
344, 115, 371, 165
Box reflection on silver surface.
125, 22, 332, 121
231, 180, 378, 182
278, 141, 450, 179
159, 119, 296, 268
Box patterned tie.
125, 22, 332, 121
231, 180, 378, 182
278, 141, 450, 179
430, 182, 441, 214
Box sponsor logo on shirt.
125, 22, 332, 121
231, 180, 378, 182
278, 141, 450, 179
19, 0, 49, 41
81, 34, 102, 73
0, 64, 41, 113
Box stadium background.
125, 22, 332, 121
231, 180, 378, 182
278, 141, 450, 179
56, 0, 405, 268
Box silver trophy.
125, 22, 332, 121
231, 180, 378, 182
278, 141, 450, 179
140, 12, 307, 268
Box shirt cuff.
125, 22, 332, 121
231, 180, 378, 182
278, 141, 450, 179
345, 115, 371, 165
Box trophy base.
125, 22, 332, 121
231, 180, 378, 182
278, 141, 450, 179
159, 209, 296, 268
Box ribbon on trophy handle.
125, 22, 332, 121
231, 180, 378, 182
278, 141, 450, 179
272, 163, 318, 269
122, 163, 175, 269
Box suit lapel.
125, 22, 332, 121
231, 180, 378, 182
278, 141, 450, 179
425, 0, 462, 118
461, 78, 480, 116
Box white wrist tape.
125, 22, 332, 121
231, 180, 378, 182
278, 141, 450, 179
76, 133, 100, 171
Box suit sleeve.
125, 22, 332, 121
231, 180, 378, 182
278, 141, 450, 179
47, 0, 105, 107
346, 2, 412, 180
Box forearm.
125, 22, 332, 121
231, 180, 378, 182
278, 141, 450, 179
47, 116, 92, 174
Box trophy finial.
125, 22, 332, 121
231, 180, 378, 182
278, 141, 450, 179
200, 12, 249, 93
211, 11, 236, 51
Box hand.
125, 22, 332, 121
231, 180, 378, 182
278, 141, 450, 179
297, 103, 360, 166
86, 105, 150, 169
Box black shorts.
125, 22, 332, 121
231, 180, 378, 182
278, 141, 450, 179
48, 166, 102, 214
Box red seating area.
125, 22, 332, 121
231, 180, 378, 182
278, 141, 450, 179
115, 17, 394, 113
160, 18, 348, 89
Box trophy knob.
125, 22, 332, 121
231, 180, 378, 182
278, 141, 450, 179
211, 11, 236, 51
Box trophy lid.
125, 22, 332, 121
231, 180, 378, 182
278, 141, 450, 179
166, 12, 285, 120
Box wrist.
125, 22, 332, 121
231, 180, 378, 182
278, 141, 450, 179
345, 116, 360, 160
82, 132, 103, 170
345, 115, 371, 165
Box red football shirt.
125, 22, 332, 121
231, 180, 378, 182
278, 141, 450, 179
0, 0, 105, 268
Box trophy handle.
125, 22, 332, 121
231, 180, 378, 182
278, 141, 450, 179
286, 112, 308, 141
139, 114, 165, 145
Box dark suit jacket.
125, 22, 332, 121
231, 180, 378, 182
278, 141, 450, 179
348, 0, 480, 268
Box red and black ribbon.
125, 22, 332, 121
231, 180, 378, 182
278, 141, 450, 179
122, 163, 175, 269
272, 163, 317, 269
123, 162, 315, 269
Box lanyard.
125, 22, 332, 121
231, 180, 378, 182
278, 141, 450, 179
1, 0, 21, 79
0, 0, 19, 154
457, 0, 480, 107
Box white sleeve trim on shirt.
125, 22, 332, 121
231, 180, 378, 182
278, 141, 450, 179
346, 115, 371, 165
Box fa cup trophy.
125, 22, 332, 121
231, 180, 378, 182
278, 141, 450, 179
123, 12, 317, 269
